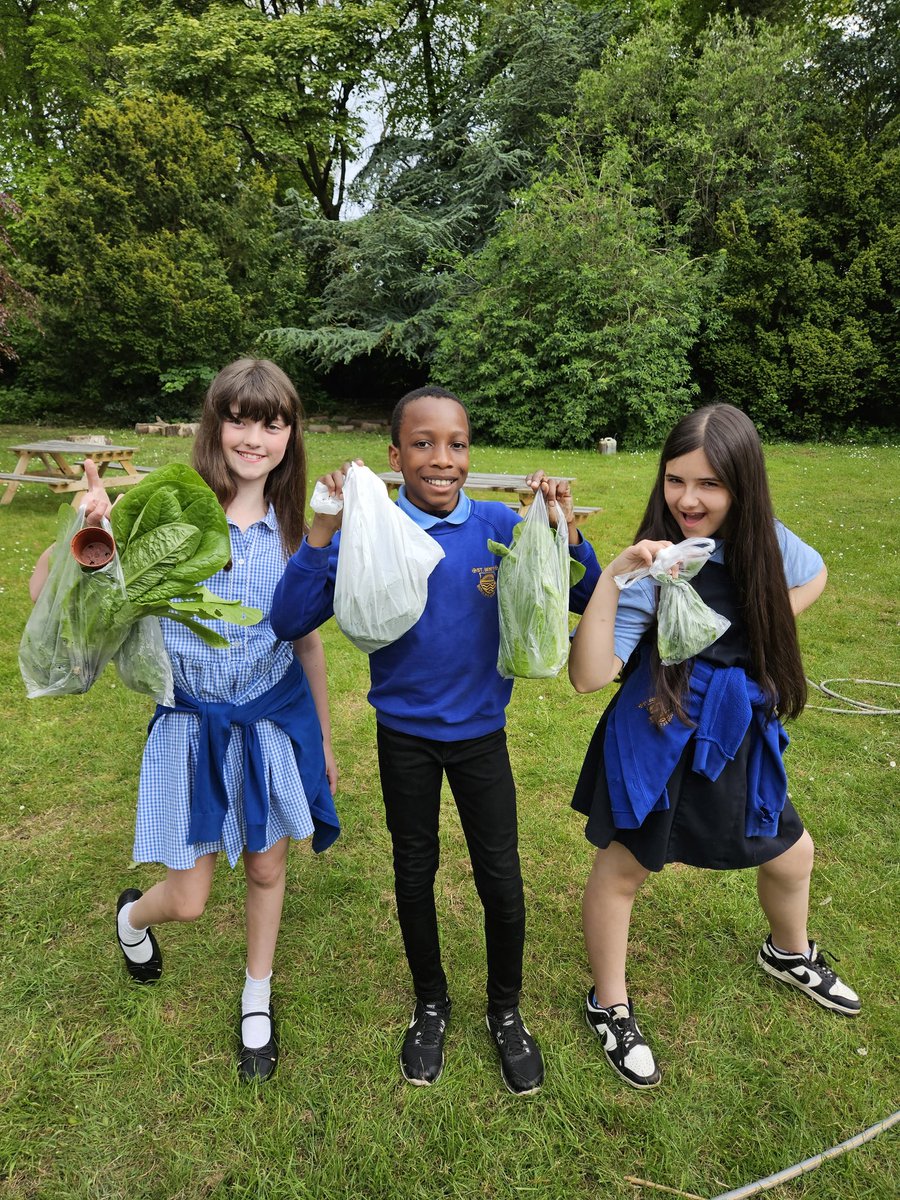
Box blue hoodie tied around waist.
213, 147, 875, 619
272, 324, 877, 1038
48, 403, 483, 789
148, 656, 340, 854
604, 652, 788, 837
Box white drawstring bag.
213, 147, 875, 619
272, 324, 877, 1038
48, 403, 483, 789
319, 463, 445, 654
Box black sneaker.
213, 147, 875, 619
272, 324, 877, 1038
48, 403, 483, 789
758, 935, 861, 1016
585, 993, 660, 1089
400, 998, 451, 1086
486, 1007, 544, 1096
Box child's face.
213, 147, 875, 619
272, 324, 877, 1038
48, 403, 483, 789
664, 447, 733, 539
388, 395, 470, 515
221, 410, 292, 486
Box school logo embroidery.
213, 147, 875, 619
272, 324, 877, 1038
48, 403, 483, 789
472, 566, 497, 597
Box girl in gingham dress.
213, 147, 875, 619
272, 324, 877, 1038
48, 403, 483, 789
94, 359, 338, 1083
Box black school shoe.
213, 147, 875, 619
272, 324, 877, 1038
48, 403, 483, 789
486, 1007, 544, 1096
757, 935, 861, 1016
115, 888, 163, 984
400, 998, 451, 1086
585, 993, 661, 1089
238, 1004, 278, 1083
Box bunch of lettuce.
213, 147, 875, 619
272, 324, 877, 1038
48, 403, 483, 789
19, 465, 261, 698
107, 464, 260, 644
487, 495, 585, 679
656, 575, 731, 665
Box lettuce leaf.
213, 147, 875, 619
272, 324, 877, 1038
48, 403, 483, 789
489, 513, 585, 679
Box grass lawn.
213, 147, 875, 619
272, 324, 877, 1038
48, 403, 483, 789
0, 423, 897, 1200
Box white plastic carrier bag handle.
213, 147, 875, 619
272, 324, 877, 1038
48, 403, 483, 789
330, 463, 445, 654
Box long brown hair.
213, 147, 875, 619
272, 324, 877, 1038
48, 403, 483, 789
635, 404, 807, 723
193, 358, 308, 557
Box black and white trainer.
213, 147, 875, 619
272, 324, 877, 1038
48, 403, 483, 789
400, 998, 451, 1085
757, 935, 861, 1016
585, 993, 661, 1089
486, 1007, 544, 1096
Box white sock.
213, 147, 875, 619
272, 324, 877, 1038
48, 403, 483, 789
241, 971, 272, 1049
772, 941, 814, 960
117, 902, 153, 964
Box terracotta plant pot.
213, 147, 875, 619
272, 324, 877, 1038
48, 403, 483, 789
70, 526, 117, 570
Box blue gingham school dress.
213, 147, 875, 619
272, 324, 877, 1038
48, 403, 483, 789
134, 507, 318, 869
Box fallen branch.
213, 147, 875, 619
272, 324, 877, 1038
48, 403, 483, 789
625, 1177, 705, 1200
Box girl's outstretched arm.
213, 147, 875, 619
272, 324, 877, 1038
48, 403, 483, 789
789, 565, 827, 615
569, 540, 670, 693
294, 630, 339, 795
29, 459, 112, 601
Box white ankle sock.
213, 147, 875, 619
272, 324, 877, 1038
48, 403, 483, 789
117, 902, 153, 964
241, 971, 272, 1049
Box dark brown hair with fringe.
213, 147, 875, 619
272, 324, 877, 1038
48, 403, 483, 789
635, 404, 807, 725
192, 358, 307, 557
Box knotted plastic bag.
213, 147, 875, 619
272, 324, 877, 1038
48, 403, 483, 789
325, 463, 445, 653
614, 537, 730, 665
113, 616, 174, 706
19, 506, 133, 696
488, 490, 585, 678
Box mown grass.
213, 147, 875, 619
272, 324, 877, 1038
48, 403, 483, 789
0, 423, 897, 1200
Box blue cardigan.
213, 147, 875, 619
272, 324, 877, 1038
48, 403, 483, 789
604, 651, 789, 838
149, 657, 340, 853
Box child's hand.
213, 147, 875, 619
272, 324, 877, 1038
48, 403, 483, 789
79, 459, 113, 526
526, 469, 576, 535
608, 539, 672, 579
308, 459, 364, 547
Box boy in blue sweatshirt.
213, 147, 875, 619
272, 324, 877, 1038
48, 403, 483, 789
271, 386, 599, 1094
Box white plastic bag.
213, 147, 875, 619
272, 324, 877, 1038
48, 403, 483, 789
19, 506, 132, 696
332, 463, 445, 653
113, 616, 175, 706
614, 537, 731, 665
488, 490, 581, 679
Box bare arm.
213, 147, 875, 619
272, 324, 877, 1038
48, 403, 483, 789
294, 630, 338, 795
29, 460, 112, 601
568, 539, 671, 693
789, 564, 827, 615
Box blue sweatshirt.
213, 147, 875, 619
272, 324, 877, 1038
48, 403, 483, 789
604, 651, 789, 837
271, 492, 600, 741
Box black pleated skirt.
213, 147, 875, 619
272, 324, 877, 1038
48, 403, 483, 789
571, 690, 804, 873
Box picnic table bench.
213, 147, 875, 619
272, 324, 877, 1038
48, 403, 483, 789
376, 470, 601, 526
0, 440, 152, 507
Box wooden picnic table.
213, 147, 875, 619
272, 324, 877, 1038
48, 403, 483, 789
376, 470, 601, 526
0, 440, 151, 507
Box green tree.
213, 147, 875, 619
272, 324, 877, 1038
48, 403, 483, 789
18, 91, 280, 417
698, 5, 900, 435
0, 193, 38, 372
0, 0, 121, 188
433, 147, 704, 449
570, 14, 807, 255
116, 0, 399, 218
269, 2, 619, 389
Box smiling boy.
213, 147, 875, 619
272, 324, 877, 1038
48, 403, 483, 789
271, 386, 599, 1094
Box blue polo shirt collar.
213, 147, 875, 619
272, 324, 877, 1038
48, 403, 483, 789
397, 485, 471, 529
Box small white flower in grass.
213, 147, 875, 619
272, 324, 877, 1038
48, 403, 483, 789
856, 1047, 868, 1057
890, 761, 896, 769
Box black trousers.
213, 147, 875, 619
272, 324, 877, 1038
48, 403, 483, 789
376, 723, 526, 1011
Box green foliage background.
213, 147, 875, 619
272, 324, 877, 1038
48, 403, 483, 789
1, 2, 898, 443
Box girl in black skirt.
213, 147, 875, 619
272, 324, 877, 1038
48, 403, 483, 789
569, 404, 860, 1089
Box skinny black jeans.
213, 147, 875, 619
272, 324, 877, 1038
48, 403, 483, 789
376, 723, 525, 1011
